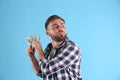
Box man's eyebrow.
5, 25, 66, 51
52, 24, 58, 26
51, 22, 65, 26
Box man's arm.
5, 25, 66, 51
26, 45, 40, 73
39, 44, 81, 76
29, 55, 40, 73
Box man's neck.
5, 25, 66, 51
51, 40, 64, 49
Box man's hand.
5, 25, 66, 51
32, 42, 44, 59
26, 45, 35, 58
32, 42, 41, 53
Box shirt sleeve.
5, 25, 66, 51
38, 44, 81, 76
36, 70, 46, 78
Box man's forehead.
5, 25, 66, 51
49, 19, 64, 24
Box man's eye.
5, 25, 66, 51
53, 25, 58, 29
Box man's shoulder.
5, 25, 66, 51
65, 38, 80, 50
66, 38, 76, 46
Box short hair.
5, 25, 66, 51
45, 15, 65, 30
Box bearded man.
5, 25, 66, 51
26, 15, 82, 80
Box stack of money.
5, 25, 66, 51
26, 35, 40, 45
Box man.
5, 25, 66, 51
26, 15, 82, 80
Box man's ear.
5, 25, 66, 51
46, 31, 50, 36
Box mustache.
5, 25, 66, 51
58, 30, 64, 33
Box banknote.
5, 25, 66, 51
26, 35, 40, 45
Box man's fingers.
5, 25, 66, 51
26, 45, 35, 54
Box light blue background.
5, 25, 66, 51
0, 0, 120, 80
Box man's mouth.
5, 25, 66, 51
58, 30, 64, 33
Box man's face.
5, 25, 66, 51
46, 19, 67, 42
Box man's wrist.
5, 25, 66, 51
38, 53, 44, 60
29, 54, 36, 60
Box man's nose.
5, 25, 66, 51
58, 24, 63, 29
57, 26, 63, 31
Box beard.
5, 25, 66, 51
50, 33, 67, 42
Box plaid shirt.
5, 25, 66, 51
37, 38, 82, 80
